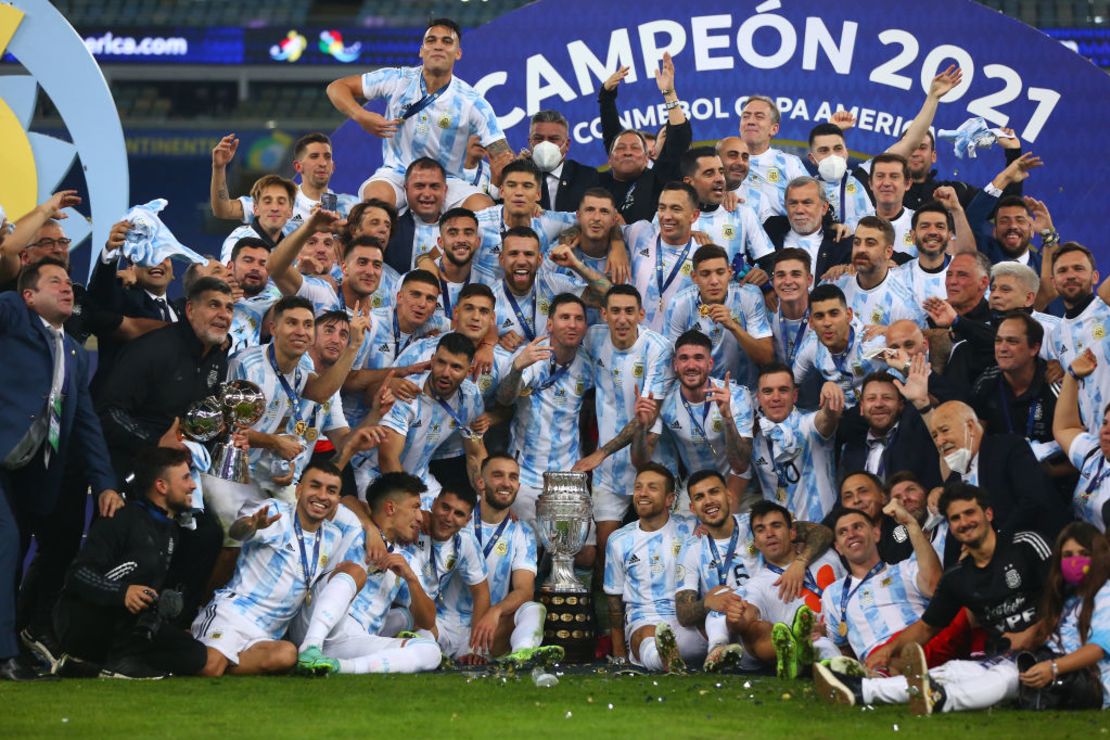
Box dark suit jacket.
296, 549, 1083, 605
385, 210, 419, 276
0, 293, 115, 513
762, 217, 852, 279
948, 433, 1065, 540
837, 405, 942, 490
541, 158, 600, 212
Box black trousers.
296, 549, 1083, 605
54, 596, 206, 675
165, 509, 223, 628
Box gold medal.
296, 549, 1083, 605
699, 304, 712, 317
304, 427, 319, 443
295, 420, 308, 437
775, 487, 787, 503
838, 621, 848, 638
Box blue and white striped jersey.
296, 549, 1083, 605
653, 204, 774, 272
822, 174, 874, 230
227, 343, 346, 488
1068, 433, 1110, 532
1032, 310, 1061, 362
439, 512, 537, 622
769, 310, 811, 366
1076, 336, 1110, 435
792, 317, 892, 407
584, 324, 675, 495
625, 220, 696, 332
430, 263, 499, 323
676, 513, 760, 595
656, 381, 754, 478
295, 269, 402, 316
220, 222, 298, 264
822, 559, 929, 661
408, 528, 487, 603
507, 349, 595, 489
894, 256, 950, 306
237, 187, 358, 227
361, 66, 504, 179
663, 282, 772, 387
829, 270, 928, 328
473, 205, 577, 282
604, 514, 697, 627
746, 148, 809, 217
1051, 297, 1110, 367
741, 550, 845, 625
887, 207, 918, 258
1054, 583, 1110, 707
227, 288, 283, 357
751, 409, 838, 523
731, 179, 775, 223
347, 542, 422, 634
212, 499, 347, 638
491, 264, 584, 341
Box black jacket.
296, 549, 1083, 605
939, 298, 995, 397
95, 320, 228, 483
385, 210, 419, 276
540, 158, 600, 212
762, 217, 852, 279
837, 404, 942, 490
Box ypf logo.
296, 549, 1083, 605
1, 0, 130, 274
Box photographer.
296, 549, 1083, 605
53, 448, 207, 679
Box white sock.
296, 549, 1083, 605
381, 607, 412, 637
510, 601, 545, 651
299, 572, 358, 651
337, 638, 441, 674
704, 611, 729, 650
639, 637, 663, 671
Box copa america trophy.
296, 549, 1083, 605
182, 380, 265, 484
535, 471, 595, 662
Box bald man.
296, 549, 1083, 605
716, 136, 772, 222
885, 319, 962, 405
908, 389, 1062, 538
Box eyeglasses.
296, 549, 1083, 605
27, 237, 72, 250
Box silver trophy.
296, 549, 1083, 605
183, 380, 266, 484
535, 471, 593, 593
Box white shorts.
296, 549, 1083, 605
627, 617, 708, 667
322, 614, 412, 660
592, 485, 631, 523
511, 484, 543, 528
202, 474, 297, 548
360, 167, 485, 211
191, 600, 272, 665
436, 617, 471, 659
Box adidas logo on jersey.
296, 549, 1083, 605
753, 456, 768, 466
628, 554, 641, 564
638, 248, 650, 257
412, 420, 423, 429
670, 420, 682, 429
378, 343, 391, 352
501, 318, 514, 328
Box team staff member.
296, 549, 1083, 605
54, 448, 208, 679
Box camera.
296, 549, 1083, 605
320, 192, 338, 212
133, 588, 184, 641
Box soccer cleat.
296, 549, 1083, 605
501, 644, 566, 670
790, 605, 815, 668
296, 646, 339, 676
820, 655, 867, 677
654, 623, 686, 674
771, 622, 799, 679
55, 653, 101, 678
702, 643, 744, 673
396, 630, 420, 640
813, 662, 863, 707
20, 628, 61, 673
900, 643, 945, 716
99, 656, 167, 680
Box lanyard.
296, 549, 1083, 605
503, 283, 536, 341
765, 436, 800, 486
765, 561, 823, 597
829, 326, 856, 378
432, 391, 474, 438
438, 260, 470, 320
655, 236, 692, 307
778, 308, 809, 365
682, 395, 719, 458
293, 515, 323, 600
392, 313, 414, 357
997, 378, 1039, 439
706, 523, 740, 587
267, 343, 306, 429
836, 173, 849, 223
839, 561, 886, 630
474, 503, 511, 560
429, 533, 462, 590
401, 76, 446, 120
1086, 456, 1110, 495
535, 359, 571, 392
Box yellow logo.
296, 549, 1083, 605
871, 308, 883, 324
479, 375, 493, 392
575, 381, 585, 395
371, 295, 384, 308
721, 224, 735, 240
767, 167, 781, 183
319, 555, 329, 567
438, 114, 452, 129
846, 183, 857, 194
495, 540, 509, 556
1095, 324, 1106, 340
680, 261, 693, 276
672, 540, 682, 556
712, 419, 724, 433
904, 230, 914, 245
632, 362, 644, 378
539, 300, 550, 315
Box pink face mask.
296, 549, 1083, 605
1062, 555, 1092, 586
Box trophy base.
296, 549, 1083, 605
539, 590, 595, 663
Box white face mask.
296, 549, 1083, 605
531, 141, 562, 173
817, 154, 847, 183
942, 424, 974, 474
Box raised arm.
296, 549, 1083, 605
1054, 349, 1096, 459
210, 134, 245, 221
883, 65, 963, 161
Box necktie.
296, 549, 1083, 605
541, 176, 552, 210
45, 327, 65, 466
154, 297, 171, 322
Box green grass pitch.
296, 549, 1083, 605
3, 672, 1107, 738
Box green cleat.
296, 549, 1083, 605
702, 643, 744, 673
654, 623, 686, 675
501, 644, 566, 670
296, 646, 325, 676
771, 622, 799, 680
396, 630, 420, 640
790, 605, 815, 668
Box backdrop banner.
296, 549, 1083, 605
331, 0, 1110, 259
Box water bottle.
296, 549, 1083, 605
531, 666, 558, 688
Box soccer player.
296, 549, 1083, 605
675, 147, 774, 277
704, 500, 843, 677
736, 95, 808, 216
769, 249, 814, 366
293, 472, 442, 675
490, 227, 608, 350
547, 189, 623, 317
894, 196, 961, 305
793, 284, 892, 408
828, 216, 927, 327
715, 136, 772, 221
751, 363, 841, 524
436, 455, 559, 665
497, 294, 595, 523
1055, 348, 1110, 530
327, 18, 509, 212
819, 505, 940, 667
805, 122, 874, 230
356, 333, 485, 501
605, 464, 705, 672
663, 245, 773, 388
193, 462, 356, 676
221, 237, 284, 356
577, 285, 675, 574
631, 331, 754, 508
625, 183, 701, 332
427, 207, 496, 321
869, 154, 916, 257
218, 176, 297, 263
